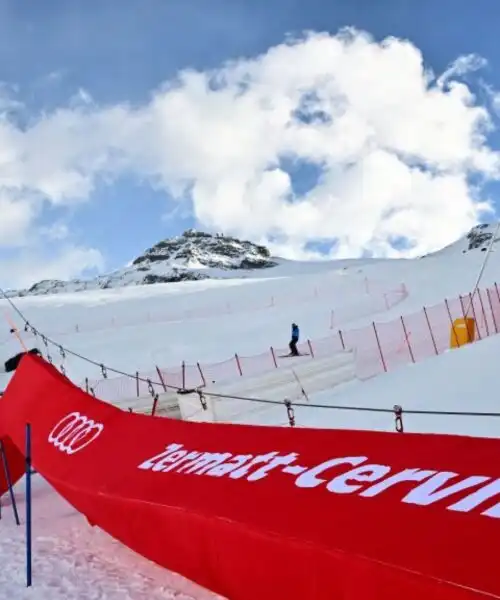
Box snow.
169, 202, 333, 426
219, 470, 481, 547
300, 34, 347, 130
1, 477, 223, 600
2, 223, 500, 597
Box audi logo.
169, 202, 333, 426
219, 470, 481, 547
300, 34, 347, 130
48, 411, 104, 455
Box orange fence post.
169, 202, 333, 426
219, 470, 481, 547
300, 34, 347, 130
487, 288, 499, 334
235, 353, 243, 376
3, 313, 27, 351
400, 316, 414, 363
155, 366, 167, 392
423, 307, 438, 355
372, 322, 387, 372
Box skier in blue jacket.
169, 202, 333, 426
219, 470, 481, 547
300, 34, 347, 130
289, 323, 300, 356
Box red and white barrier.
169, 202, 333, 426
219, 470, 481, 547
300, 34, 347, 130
85, 283, 500, 409
1, 355, 500, 599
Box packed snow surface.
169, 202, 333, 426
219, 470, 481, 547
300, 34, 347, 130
1, 223, 500, 598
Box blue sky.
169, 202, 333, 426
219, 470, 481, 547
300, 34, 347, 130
1, 0, 500, 287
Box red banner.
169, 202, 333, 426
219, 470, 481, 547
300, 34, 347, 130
1, 355, 500, 599
0, 435, 24, 496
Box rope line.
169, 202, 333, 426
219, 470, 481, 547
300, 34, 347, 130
196, 389, 500, 418
2, 286, 500, 421
0, 287, 176, 392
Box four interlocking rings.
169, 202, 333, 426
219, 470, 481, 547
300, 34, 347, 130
48, 411, 104, 455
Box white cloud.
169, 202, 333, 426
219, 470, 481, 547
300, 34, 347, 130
39, 222, 70, 241
0, 245, 104, 289
437, 54, 488, 88
127, 29, 498, 258
0, 27, 500, 285
0, 193, 36, 247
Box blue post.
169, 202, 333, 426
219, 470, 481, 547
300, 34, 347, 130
25, 423, 32, 587
0, 439, 20, 525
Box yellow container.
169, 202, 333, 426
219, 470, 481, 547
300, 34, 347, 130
450, 318, 476, 348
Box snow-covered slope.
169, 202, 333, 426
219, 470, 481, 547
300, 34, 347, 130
1, 223, 499, 386
2, 222, 500, 599
425, 223, 498, 257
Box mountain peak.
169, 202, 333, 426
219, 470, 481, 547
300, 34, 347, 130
133, 230, 272, 271
7, 231, 277, 298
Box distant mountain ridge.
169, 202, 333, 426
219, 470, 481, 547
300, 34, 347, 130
5, 230, 278, 298
5, 224, 497, 299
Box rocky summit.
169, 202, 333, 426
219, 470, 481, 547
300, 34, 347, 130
6, 230, 278, 297
464, 224, 496, 252
132, 229, 274, 270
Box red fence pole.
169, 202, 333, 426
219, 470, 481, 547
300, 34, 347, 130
338, 330, 346, 350
445, 299, 461, 347
372, 322, 387, 372
307, 339, 315, 358
235, 353, 243, 376
459, 295, 467, 319
270, 347, 278, 368
487, 288, 499, 334
155, 366, 167, 392
467, 293, 482, 340
423, 307, 438, 356
400, 316, 414, 363
478, 289, 490, 336
197, 362, 206, 387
